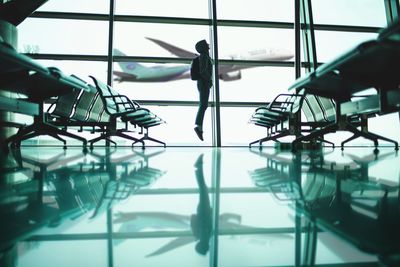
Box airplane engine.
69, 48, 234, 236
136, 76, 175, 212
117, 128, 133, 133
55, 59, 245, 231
219, 70, 242, 81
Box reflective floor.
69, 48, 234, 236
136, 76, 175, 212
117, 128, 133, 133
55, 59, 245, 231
0, 146, 399, 267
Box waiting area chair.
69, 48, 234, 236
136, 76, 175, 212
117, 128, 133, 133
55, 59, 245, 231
89, 76, 166, 148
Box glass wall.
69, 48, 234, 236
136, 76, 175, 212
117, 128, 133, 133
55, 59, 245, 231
17, 18, 108, 55
15, 0, 398, 147
315, 31, 378, 63
115, 0, 208, 19
312, 0, 387, 27
113, 22, 209, 58
309, 0, 398, 146
37, 0, 110, 14
217, 0, 294, 22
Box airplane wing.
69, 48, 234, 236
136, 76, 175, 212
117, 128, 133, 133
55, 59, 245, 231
146, 37, 256, 81
145, 236, 195, 257
146, 37, 197, 58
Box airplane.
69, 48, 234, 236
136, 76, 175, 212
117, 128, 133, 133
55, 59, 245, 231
113, 37, 294, 83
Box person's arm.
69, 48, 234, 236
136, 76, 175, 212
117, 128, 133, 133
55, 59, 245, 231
199, 55, 212, 82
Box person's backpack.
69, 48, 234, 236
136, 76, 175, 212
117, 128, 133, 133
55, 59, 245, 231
190, 56, 200, 81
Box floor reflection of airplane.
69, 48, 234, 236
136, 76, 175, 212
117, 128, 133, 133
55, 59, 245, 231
113, 37, 294, 83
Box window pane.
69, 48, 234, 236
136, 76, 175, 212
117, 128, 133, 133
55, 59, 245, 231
217, 0, 294, 22
138, 105, 213, 146
37, 0, 110, 14
18, 18, 108, 55
219, 66, 294, 102
113, 63, 195, 101
38, 60, 108, 82
312, 0, 387, 27
361, 113, 400, 145
221, 107, 273, 146
315, 31, 378, 63
114, 22, 209, 58
218, 27, 294, 61
115, 0, 208, 19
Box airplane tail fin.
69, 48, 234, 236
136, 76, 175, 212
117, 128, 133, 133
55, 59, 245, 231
113, 48, 146, 73
113, 48, 127, 57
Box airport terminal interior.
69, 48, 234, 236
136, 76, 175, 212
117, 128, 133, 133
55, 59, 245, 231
1, 0, 400, 266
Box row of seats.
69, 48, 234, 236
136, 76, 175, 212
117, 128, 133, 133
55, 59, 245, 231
249, 21, 400, 151
0, 38, 165, 150
45, 76, 166, 149
248, 92, 391, 149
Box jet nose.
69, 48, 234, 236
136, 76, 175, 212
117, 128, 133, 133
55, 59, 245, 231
277, 48, 294, 60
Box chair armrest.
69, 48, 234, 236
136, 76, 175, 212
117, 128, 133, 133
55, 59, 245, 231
130, 99, 142, 109
102, 95, 137, 113
268, 93, 305, 113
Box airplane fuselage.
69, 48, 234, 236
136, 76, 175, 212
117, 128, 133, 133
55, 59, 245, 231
113, 42, 294, 83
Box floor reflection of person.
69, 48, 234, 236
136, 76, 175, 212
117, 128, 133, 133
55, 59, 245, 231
112, 154, 257, 257
190, 153, 212, 255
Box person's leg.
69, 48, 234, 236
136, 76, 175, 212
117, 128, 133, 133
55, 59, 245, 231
195, 80, 210, 130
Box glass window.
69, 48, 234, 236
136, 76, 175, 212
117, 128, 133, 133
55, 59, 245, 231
219, 66, 295, 102
37, 0, 110, 14
135, 105, 213, 146
220, 107, 276, 146
17, 18, 109, 55
115, 0, 208, 19
114, 22, 210, 58
217, 0, 294, 22
315, 31, 378, 63
112, 62, 195, 101
38, 60, 108, 82
218, 27, 294, 61
311, 0, 387, 27
368, 113, 400, 145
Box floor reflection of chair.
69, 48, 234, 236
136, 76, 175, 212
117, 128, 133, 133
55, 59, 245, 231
47, 164, 108, 222
298, 151, 400, 266
0, 149, 62, 251
248, 149, 319, 202
12, 148, 115, 229
301, 178, 400, 266
247, 148, 399, 265
89, 148, 167, 219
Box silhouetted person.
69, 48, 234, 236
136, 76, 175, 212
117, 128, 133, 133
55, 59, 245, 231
190, 153, 212, 254
194, 40, 213, 141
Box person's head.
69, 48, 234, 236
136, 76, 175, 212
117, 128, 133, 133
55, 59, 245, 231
195, 39, 209, 54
